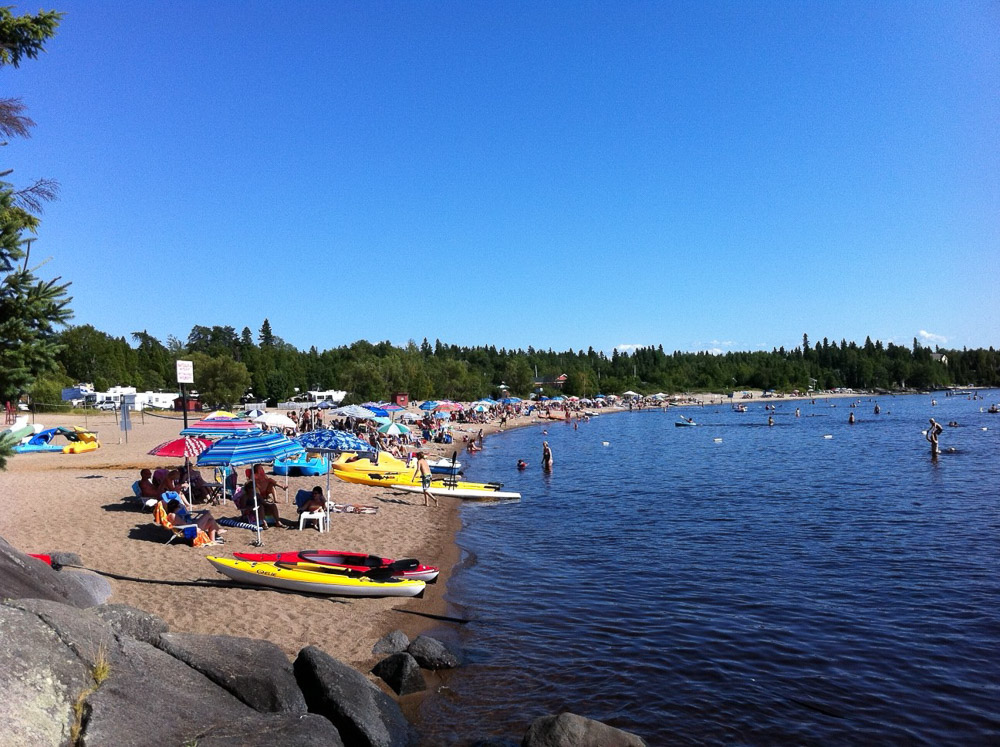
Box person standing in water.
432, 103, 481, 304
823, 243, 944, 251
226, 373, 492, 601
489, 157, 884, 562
412, 451, 437, 506
849, 411, 855, 424
541, 441, 553, 471
926, 418, 943, 455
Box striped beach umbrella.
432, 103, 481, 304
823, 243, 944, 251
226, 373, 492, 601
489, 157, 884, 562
196, 432, 303, 468
197, 432, 305, 546
148, 436, 212, 459
180, 418, 261, 438
377, 422, 410, 436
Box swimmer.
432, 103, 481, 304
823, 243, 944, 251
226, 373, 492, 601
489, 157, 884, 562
926, 418, 943, 455
517, 459, 527, 470
849, 412, 855, 424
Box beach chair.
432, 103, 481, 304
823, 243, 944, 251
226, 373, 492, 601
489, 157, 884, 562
152, 498, 212, 547
129, 481, 160, 511
294, 489, 328, 532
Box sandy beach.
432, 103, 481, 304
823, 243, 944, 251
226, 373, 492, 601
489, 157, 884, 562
0, 392, 855, 684
0, 405, 595, 671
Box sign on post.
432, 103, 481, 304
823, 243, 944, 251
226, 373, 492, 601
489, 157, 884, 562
176, 360, 194, 384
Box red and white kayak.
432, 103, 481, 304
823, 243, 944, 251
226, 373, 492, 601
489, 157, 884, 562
233, 550, 439, 583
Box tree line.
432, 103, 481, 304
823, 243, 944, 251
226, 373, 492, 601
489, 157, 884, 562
22, 323, 1000, 410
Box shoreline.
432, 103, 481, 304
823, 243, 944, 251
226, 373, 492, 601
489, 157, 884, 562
0, 390, 892, 728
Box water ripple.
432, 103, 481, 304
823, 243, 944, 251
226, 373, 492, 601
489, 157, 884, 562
419, 396, 1000, 745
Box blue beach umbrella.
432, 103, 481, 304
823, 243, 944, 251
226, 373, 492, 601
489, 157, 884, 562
419, 401, 438, 411
197, 432, 304, 545
295, 428, 375, 454
295, 428, 378, 505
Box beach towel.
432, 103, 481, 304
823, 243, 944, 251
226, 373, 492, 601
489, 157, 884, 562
153, 501, 211, 547
218, 516, 261, 531
330, 503, 378, 515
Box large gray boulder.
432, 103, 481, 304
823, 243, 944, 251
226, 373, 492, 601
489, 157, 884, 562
7, 598, 120, 671
80, 636, 330, 746
46, 551, 83, 568
371, 652, 427, 696
93, 604, 169, 645
407, 634, 461, 670
156, 632, 307, 714
0, 603, 96, 745
294, 645, 411, 747
522, 712, 647, 747
1, 598, 341, 746
58, 567, 114, 606
0, 536, 99, 608
372, 629, 410, 656
152, 713, 343, 747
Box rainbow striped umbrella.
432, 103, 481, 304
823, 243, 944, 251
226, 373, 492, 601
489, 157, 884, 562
196, 432, 303, 468
180, 418, 261, 438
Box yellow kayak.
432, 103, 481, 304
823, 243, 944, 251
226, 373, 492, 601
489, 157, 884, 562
331, 451, 411, 475
332, 469, 520, 499
206, 556, 425, 597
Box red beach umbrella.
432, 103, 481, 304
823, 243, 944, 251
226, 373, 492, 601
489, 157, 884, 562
148, 437, 212, 459
147, 436, 213, 507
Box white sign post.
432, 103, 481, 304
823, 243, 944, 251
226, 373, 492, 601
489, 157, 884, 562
176, 360, 194, 384
176, 360, 194, 428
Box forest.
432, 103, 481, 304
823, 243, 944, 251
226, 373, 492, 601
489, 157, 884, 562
24, 321, 1000, 410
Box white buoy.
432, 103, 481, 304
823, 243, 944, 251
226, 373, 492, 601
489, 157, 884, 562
823, 434, 833, 439
982, 427, 988, 431
713, 437, 722, 442
602, 441, 610, 446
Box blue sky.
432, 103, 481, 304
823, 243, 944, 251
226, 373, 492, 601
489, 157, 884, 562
6, 1, 998, 354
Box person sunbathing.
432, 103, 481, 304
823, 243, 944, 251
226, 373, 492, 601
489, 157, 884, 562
252, 464, 285, 502
243, 479, 287, 528
138, 468, 159, 499
164, 498, 224, 543
159, 468, 187, 496
298, 485, 327, 515
183, 467, 218, 503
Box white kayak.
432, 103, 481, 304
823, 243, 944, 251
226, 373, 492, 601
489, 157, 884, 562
396, 484, 521, 501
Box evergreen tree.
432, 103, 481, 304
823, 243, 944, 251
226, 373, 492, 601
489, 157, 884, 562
0, 8, 69, 406
259, 318, 275, 347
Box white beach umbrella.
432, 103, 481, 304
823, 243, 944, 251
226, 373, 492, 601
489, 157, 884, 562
253, 412, 296, 429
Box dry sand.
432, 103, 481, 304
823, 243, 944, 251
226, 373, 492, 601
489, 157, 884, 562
0, 406, 579, 672
0, 392, 843, 673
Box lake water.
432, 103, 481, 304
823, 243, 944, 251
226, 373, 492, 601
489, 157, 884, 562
417, 394, 1000, 745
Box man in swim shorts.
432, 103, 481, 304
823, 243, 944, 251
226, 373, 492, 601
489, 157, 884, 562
412, 451, 437, 506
